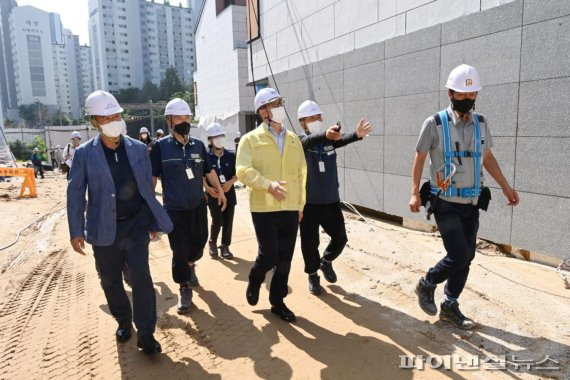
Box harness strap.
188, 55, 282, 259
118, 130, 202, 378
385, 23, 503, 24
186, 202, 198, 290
435, 110, 482, 198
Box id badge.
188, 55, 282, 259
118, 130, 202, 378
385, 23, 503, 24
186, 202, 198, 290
186, 167, 194, 180
319, 161, 325, 172
219, 174, 226, 183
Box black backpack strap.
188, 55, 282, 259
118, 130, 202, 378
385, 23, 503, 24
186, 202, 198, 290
476, 114, 485, 124
433, 113, 442, 126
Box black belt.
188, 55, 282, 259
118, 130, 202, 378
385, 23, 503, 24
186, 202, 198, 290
117, 204, 143, 222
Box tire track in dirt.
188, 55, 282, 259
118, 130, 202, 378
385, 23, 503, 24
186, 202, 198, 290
0, 249, 67, 378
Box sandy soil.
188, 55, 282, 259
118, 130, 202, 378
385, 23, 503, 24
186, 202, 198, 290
0, 172, 568, 379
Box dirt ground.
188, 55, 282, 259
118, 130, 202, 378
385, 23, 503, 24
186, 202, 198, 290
0, 171, 568, 379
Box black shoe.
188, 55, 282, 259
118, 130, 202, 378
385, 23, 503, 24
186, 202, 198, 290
308, 274, 322, 295
439, 300, 475, 330
246, 282, 260, 306
320, 259, 337, 283
188, 265, 199, 287
414, 277, 437, 316
271, 303, 296, 323
137, 333, 162, 355
208, 241, 218, 258
116, 320, 132, 342
220, 245, 234, 260
177, 285, 192, 315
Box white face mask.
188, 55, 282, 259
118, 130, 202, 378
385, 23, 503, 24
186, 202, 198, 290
100, 119, 126, 138
269, 106, 287, 124
307, 120, 324, 134
212, 136, 225, 149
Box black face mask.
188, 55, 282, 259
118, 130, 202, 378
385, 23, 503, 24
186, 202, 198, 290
173, 121, 191, 136
451, 97, 475, 114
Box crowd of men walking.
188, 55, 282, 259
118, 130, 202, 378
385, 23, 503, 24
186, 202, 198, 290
66, 64, 518, 355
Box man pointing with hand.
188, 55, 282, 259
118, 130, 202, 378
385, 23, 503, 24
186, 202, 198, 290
236, 88, 307, 323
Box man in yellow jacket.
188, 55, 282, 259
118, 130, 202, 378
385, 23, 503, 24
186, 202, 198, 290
236, 88, 307, 323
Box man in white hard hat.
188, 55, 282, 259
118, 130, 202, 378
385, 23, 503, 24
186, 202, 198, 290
62, 130, 82, 178
67, 90, 173, 355
155, 129, 164, 140
409, 64, 519, 329
236, 87, 307, 323
203, 122, 238, 260
31, 147, 44, 179
296, 100, 372, 295
150, 98, 226, 315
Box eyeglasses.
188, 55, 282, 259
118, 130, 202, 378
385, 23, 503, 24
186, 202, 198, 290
267, 98, 285, 108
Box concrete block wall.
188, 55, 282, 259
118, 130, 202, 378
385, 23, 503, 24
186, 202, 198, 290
266, 0, 570, 259
251, 0, 518, 80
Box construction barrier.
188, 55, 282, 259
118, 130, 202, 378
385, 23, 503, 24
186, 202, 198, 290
0, 167, 37, 198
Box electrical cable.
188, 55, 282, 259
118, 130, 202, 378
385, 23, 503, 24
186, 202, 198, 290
247, 0, 297, 133
0, 205, 65, 251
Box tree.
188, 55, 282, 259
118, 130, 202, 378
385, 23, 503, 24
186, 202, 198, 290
8, 140, 27, 160
18, 103, 49, 127
51, 110, 72, 126
112, 87, 142, 104
4, 119, 18, 128
160, 67, 185, 100
26, 136, 47, 161
140, 80, 161, 102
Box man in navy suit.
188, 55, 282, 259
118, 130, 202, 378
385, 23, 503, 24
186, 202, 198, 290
67, 90, 173, 355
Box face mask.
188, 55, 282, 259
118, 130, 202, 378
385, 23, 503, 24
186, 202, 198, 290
100, 119, 126, 138
174, 121, 191, 136
451, 97, 475, 114
269, 106, 287, 124
307, 120, 324, 134
141, 133, 148, 139
212, 136, 225, 149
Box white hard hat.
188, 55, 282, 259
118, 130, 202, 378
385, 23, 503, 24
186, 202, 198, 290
139, 127, 149, 134
71, 131, 81, 139
165, 98, 193, 116
85, 90, 123, 116
56, 144, 61, 148
254, 87, 281, 112
206, 122, 225, 137
156, 129, 164, 134
297, 100, 323, 119
33, 147, 39, 152
446, 64, 482, 92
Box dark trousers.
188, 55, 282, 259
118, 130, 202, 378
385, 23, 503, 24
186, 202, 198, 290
92, 206, 156, 335
167, 200, 208, 284
33, 165, 44, 178
207, 198, 235, 246
250, 211, 299, 305
426, 199, 479, 300
300, 202, 348, 274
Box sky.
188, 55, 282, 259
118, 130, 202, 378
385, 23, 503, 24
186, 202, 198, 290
15, 0, 177, 46
16, 0, 90, 44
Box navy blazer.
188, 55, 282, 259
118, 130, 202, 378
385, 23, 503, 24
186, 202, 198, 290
67, 134, 173, 246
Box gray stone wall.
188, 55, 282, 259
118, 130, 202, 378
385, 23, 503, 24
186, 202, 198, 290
268, 0, 570, 259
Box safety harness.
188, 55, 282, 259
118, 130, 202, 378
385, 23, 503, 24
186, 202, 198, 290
430, 110, 484, 198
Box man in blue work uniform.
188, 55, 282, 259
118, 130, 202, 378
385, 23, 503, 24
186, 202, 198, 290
150, 98, 227, 315
31, 147, 44, 179
297, 100, 372, 295
204, 122, 238, 260
409, 64, 519, 329
68, 90, 173, 355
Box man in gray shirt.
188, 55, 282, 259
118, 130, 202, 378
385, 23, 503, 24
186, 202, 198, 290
409, 64, 519, 329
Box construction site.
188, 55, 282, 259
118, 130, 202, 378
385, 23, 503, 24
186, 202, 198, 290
0, 0, 569, 378
0, 164, 566, 379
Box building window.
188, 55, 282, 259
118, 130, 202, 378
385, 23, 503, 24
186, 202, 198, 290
247, 0, 260, 41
